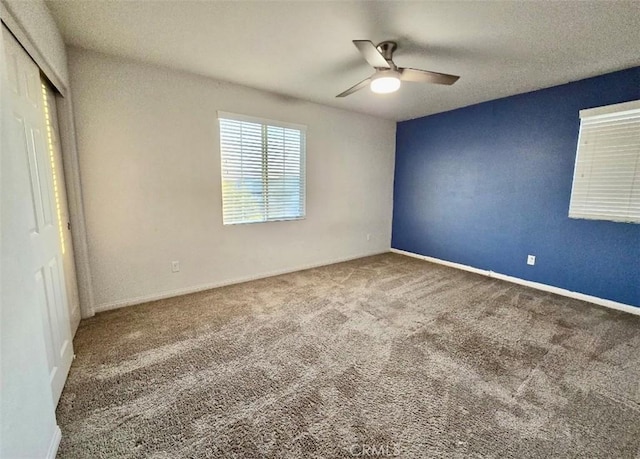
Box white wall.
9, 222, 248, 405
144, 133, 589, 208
68, 48, 396, 311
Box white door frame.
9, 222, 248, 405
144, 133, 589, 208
1, 4, 96, 318
55, 89, 95, 318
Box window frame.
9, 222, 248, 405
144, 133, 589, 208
217, 111, 307, 226
568, 99, 640, 224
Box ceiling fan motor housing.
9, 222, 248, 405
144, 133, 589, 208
376, 41, 397, 64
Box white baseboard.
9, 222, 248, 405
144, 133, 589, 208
46, 426, 62, 459
390, 248, 640, 316
95, 251, 389, 313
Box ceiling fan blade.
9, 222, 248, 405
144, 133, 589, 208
353, 40, 390, 69
336, 76, 372, 98
399, 68, 460, 85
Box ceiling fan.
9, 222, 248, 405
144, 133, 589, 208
336, 40, 460, 97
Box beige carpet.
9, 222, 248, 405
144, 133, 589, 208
56, 253, 640, 458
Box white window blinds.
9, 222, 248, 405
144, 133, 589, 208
569, 99, 640, 223
218, 112, 306, 225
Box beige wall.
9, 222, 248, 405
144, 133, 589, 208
68, 48, 396, 311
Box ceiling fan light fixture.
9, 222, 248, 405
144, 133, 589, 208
370, 70, 401, 94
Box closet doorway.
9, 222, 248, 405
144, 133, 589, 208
2, 25, 77, 404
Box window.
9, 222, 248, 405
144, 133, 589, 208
568, 99, 640, 223
218, 112, 306, 225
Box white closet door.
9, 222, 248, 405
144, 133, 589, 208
2, 26, 73, 404
42, 81, 81, 333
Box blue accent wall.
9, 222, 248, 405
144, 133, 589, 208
392, 67, 640, 307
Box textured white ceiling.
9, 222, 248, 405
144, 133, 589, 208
46, 0, 640, 121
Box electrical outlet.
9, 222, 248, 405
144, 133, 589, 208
171, 261, 180, 273
366, 233, 371, 241
527, 255, 536, 266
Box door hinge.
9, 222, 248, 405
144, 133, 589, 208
67, 221, 71, 231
